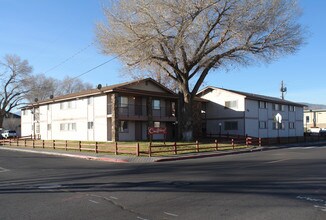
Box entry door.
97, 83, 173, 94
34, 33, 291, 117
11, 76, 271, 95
135, 122, 142, 140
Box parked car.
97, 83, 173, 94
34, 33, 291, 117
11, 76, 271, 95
1, 130, 17, 139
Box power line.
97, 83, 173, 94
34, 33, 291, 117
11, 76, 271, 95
43, 42, 95, 74
71, 2, 219, 80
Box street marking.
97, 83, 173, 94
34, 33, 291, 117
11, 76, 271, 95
164, 212, 178, 217
297, 195, 326, 212
0, 166, 10, 173
110, 196, 118, 200
137, 217, 149, 220
265, 159, 289, 164
89, 199, 99, 204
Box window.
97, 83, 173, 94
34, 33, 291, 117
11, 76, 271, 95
60, 102, 65, 110
88, 121, 94, 129
154, 122, 160, 128
153, 99, 161, 110
306, 116, 310, 123
273, 104, 280, 111
273, 122, 285, 130
119, 121, 128, 133
119, 96, 128, 108
259, 101, 267, 109
225, 100, 238, 109
87, 97, 93, 105
60, 123, 77, 131
47, 105, 50, 110
47, 124, 51, 131
289, 122, 295, 129
289, 105, 295, 112
22, 110, 26, 115
259, 121, 267, 129
67, 101, 76, 109
225, 121, 238, 130
281, 105, 285, 111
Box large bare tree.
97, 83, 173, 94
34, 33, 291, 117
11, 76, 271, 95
0, 55, 32, 128
96, 0, 305, 140
24, 75, 94, 102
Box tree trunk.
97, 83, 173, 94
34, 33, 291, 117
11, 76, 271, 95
0, 112, 4, 129
178, 91, 194, 141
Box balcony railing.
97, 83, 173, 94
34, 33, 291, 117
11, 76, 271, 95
107, 104, 177, 120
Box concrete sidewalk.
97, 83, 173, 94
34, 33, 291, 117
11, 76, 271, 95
0, 145, 262, 163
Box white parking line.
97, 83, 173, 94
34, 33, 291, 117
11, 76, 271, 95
265, 159, 289, 164
164, 212, 178, 217
0, 166, 10, 173
89, 199, 99, 204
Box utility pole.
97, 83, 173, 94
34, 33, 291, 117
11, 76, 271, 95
280, 81, 287, 100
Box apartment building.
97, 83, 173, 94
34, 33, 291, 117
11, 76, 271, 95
21, 78, 178, 142
198, 87, 305, 138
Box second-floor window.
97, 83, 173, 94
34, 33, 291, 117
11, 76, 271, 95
153, 99, 161, 110
259, 121, 267, 129
119, 96, 128, 108
289, 105, 295, 112
259, 101, 267, 109
225, 100, 238, 109
273, 104, 280, 111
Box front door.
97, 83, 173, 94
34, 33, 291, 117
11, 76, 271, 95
135, 121, 142, 141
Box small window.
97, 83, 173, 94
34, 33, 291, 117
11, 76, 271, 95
225, 121, 238, 130
259, 101, 267, 109
153, 99, 161, 110
281, 105, 285, 111
119, 121, 129, 133
60, 102, 65, 110
273, 122, 285, 130
47, 124, 51, 131
154, 122, 160, 128
87, 97, 93, 105
119, 96, 129, 108
289, 122, 295, 129
306, 116, 310, 123
273, 104, 279, 111
88, 121, 94, 129
60, 123, 65, 131
289, 105, 295, 112
47, 105, 50, 110
259, 121, 267, 129
22, 110, 26, 115
225, 101, 238, 109
71, 123, 76, 131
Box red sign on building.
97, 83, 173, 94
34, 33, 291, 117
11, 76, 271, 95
148, 127, 167, 135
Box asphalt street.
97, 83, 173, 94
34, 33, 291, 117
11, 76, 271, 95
0, 145, 326, 220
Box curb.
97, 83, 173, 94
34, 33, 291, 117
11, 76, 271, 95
155, 147, 263, 162
0, 147, 128, 163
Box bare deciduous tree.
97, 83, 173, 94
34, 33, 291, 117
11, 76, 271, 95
57, 76, 93, 96
24, 74, 59, 103
25, 75, 94, 102
96, 0, 305, 140
0, 54, 32, 128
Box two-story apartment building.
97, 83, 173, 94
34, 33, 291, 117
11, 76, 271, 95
21, 78, 178, 142
304, 109, 326, 131
198, 87, 305, 138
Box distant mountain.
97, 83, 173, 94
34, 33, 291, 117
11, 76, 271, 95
301, 103, 326, 110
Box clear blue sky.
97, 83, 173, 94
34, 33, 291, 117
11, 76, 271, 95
1, 0, 325, 104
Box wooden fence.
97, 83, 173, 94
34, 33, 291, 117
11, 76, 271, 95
0, 137, 141, 156
0, 136, 261, 157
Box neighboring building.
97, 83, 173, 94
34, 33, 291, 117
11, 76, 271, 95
304, 109, 326, 131
21, 78, 178, 142
2, 112, 21, 136
198, 87, 305, 138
